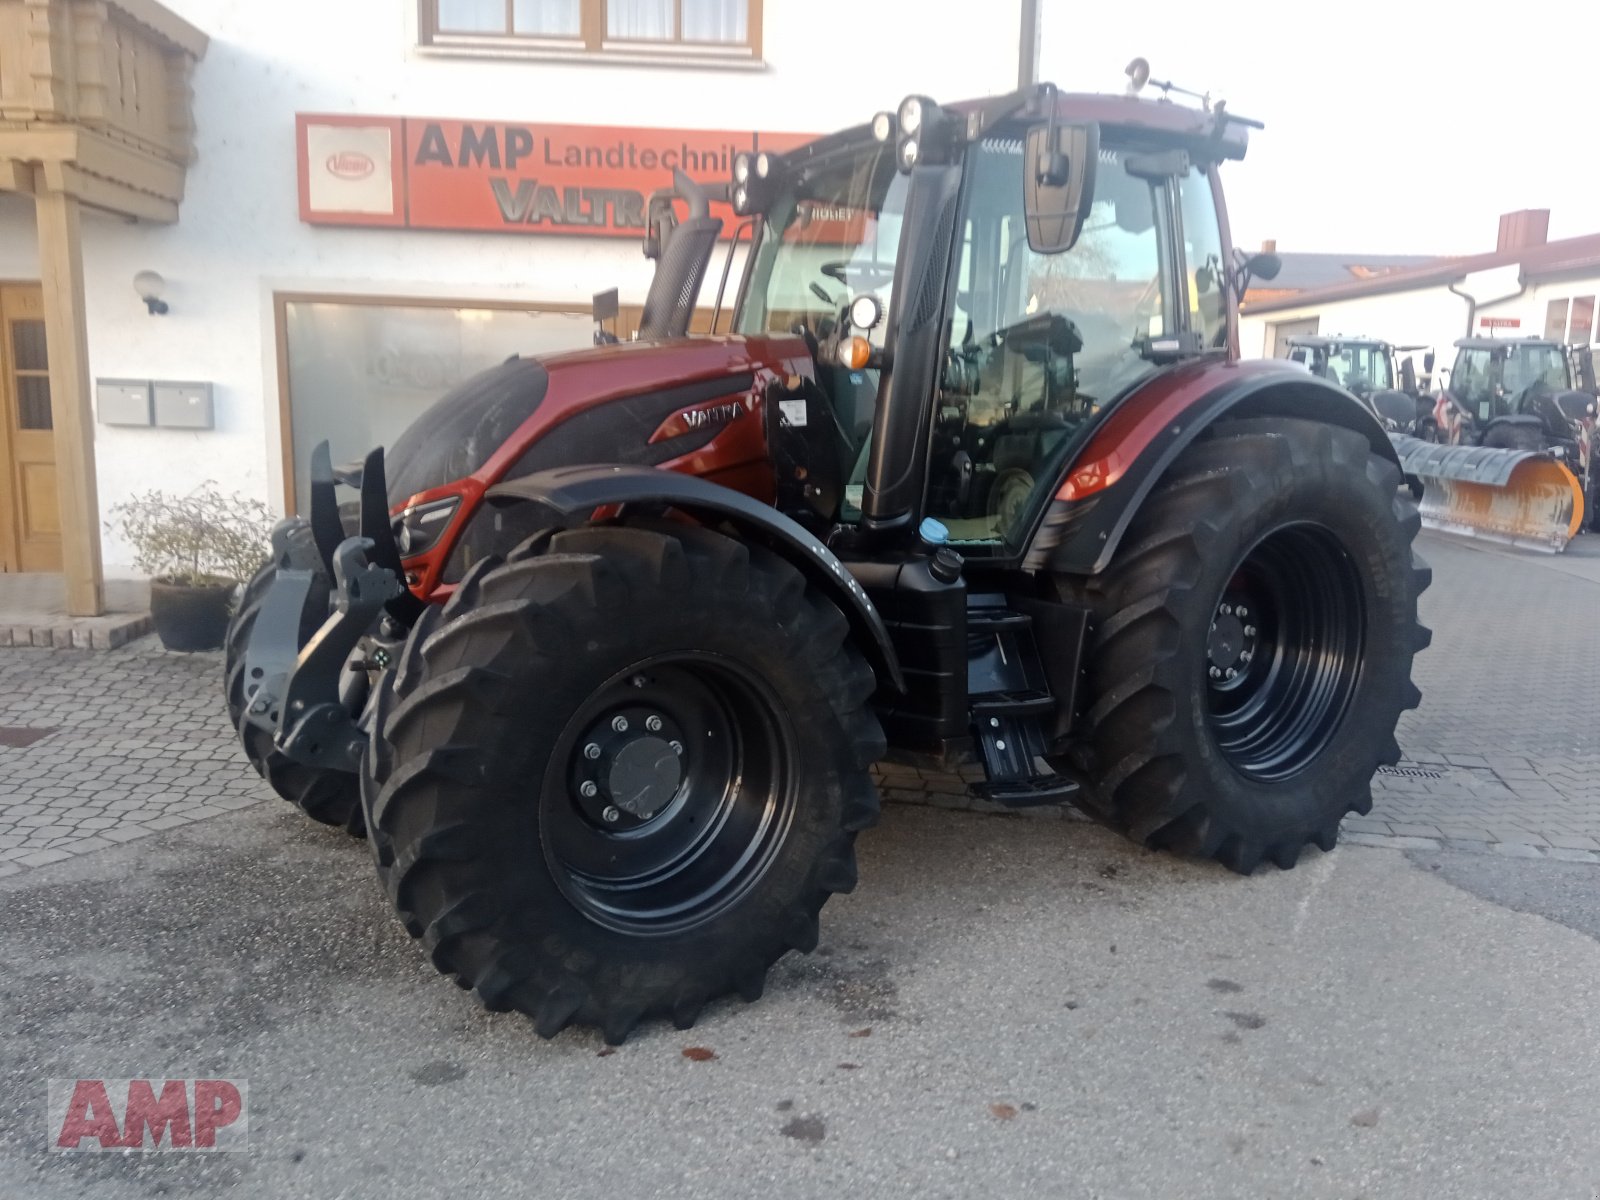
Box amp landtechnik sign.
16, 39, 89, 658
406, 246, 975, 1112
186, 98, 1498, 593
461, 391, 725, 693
297, 113, 815, 237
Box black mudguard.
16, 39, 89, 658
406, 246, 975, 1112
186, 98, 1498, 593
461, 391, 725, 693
486, 464, 905, 694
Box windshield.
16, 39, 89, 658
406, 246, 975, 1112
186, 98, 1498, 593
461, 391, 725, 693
1311, 344, 1393, 393
736, 140, 905, 353
1504, 344, 1569, 393
1453, 344, 1570, 414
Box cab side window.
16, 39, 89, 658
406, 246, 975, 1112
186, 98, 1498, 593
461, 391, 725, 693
1177, 167, 1228, 348
924, 139, 1170, 548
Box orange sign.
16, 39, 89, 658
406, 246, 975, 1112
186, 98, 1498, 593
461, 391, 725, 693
297, 113, 816, 238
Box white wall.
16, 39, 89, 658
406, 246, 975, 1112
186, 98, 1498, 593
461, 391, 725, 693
0, 0, 1022, 573
1239, 270, 1600, 386
1240, 286, 1471, 372
1476, 274, 1600, 345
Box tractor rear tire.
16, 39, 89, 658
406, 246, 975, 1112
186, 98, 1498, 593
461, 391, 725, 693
223, 533, 366, 837
362, 522, 884, 1043
1081, 418, 1430, 873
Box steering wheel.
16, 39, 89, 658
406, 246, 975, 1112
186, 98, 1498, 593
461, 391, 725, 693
822, 261, 895, 287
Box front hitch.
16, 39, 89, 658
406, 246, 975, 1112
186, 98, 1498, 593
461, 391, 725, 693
241, 533, 402, 773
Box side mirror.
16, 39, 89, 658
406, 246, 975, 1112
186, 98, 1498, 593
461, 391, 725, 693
1400, 356, 1417, 395
1245, 251, 1281, 282
1577, 348, 1597, 393
1024, 121, 1098, 255
1423, 350, 1436, 373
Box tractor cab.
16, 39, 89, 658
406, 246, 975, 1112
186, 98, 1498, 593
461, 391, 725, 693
1286, 335, 1428, 433
734, 91, 1253, 553
1448, 338, 1570, 420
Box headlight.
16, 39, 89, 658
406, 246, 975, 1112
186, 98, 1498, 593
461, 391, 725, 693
392, 496, 461, 557
733, 152, 752, 184
871, 111, 895, 143
850, 293, 884, 332
755, 151, 773, 179
897, 136, 919, 172
898, 95, 926, 136
733, 184, 749, 213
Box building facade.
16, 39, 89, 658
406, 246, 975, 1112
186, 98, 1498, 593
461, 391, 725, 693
0, 0, 1026, 592
1240, 212, 1600, 379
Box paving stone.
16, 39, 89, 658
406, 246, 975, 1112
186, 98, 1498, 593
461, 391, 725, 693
1544, 834, 1600, 851
17, 848, 72, 867
1435, 825, 1495, 842
1544, 847, 1600, 864
1342, 832, 1441, 852
63, 836, 114, 855
1342, 817, 1393, 835
1388, 822, 1443, 839
99, 826, 155, 843
1491, 841, 1546, 859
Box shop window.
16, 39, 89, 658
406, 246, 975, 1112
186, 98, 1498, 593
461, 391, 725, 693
1544, 298, 1568, 342
1569, 296, 1595, 345
424, 0, 759, 59
278, 297, 592, 512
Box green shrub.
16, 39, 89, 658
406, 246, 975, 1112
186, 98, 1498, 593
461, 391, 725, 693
107, 483, 274, 587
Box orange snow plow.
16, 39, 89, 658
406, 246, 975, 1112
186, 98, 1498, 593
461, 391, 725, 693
1393, 436, 1585, 553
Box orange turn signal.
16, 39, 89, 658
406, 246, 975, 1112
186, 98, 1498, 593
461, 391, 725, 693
838, 336, 872, 370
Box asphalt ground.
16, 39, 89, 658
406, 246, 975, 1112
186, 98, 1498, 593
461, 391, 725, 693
3, 801, 1599, 1199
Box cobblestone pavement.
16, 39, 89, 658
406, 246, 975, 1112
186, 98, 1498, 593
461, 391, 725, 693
1, 528, 1598, 877
880, 531, 1600, 862
0, 643, 265, 876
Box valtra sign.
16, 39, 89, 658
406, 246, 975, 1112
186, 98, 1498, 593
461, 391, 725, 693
297, 114, 816, 237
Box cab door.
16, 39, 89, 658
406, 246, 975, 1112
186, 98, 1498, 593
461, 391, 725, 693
0, 285, 61, 572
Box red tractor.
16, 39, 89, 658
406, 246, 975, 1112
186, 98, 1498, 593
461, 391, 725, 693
226, 84, 1429, 1043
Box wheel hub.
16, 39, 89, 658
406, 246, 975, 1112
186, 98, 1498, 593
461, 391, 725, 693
607, 736, 683, 818
1206, 601, 1257, 678
571, 704, 686, 826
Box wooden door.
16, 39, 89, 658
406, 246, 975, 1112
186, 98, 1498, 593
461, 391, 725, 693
0, 285, 60, 572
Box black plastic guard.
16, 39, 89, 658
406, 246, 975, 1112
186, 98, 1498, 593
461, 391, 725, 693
308, 442, 345, 580
487, 464, 906, 694
359, 447, 426, 625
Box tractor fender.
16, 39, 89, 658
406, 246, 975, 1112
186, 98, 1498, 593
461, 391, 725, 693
486, 464, 905, 693
1026, 360, 1398, 576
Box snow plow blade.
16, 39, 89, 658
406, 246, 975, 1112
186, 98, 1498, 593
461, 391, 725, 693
1392, 435, 1584, 553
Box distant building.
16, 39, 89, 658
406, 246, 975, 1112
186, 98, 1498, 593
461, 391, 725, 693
1240, 211, 1600, 365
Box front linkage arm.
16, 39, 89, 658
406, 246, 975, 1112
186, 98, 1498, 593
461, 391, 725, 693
241, 467, 405, 774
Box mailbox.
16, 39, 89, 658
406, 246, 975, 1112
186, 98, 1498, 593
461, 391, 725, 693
153, 381, 214, 430
96, 380, 153, 426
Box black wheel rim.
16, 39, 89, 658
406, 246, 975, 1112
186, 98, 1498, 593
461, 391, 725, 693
541, 654, 796, 936
1204, 522, 1366, 783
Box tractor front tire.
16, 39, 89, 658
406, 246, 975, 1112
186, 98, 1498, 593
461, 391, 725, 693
1082, 418, 1430, 873
223, 532, 366, 837
363, 522, 884, 1043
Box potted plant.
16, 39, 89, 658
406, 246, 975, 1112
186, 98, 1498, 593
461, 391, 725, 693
107, 483, 274, 652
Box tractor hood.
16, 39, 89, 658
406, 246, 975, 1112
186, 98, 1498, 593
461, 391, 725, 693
384, 334, 808, 507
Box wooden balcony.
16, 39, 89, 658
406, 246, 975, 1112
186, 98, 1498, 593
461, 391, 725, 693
0, 0, 207, 222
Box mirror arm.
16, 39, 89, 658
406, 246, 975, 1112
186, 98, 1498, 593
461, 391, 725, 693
1036, 82, 1068, 185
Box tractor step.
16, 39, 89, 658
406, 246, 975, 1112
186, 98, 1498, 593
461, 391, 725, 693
972, 776, 1082, 807
970, 688, 1055, 719
966, 597, 1080, 808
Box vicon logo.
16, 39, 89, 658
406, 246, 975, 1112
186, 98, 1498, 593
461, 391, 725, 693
326, 150, 376, 180
48, 1079, 248, 1152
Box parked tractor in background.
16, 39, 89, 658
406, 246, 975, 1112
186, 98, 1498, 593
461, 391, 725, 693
1394, 337, 1596, 551
224, 80, 1429, 1043
1286, 335, 1436, 436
